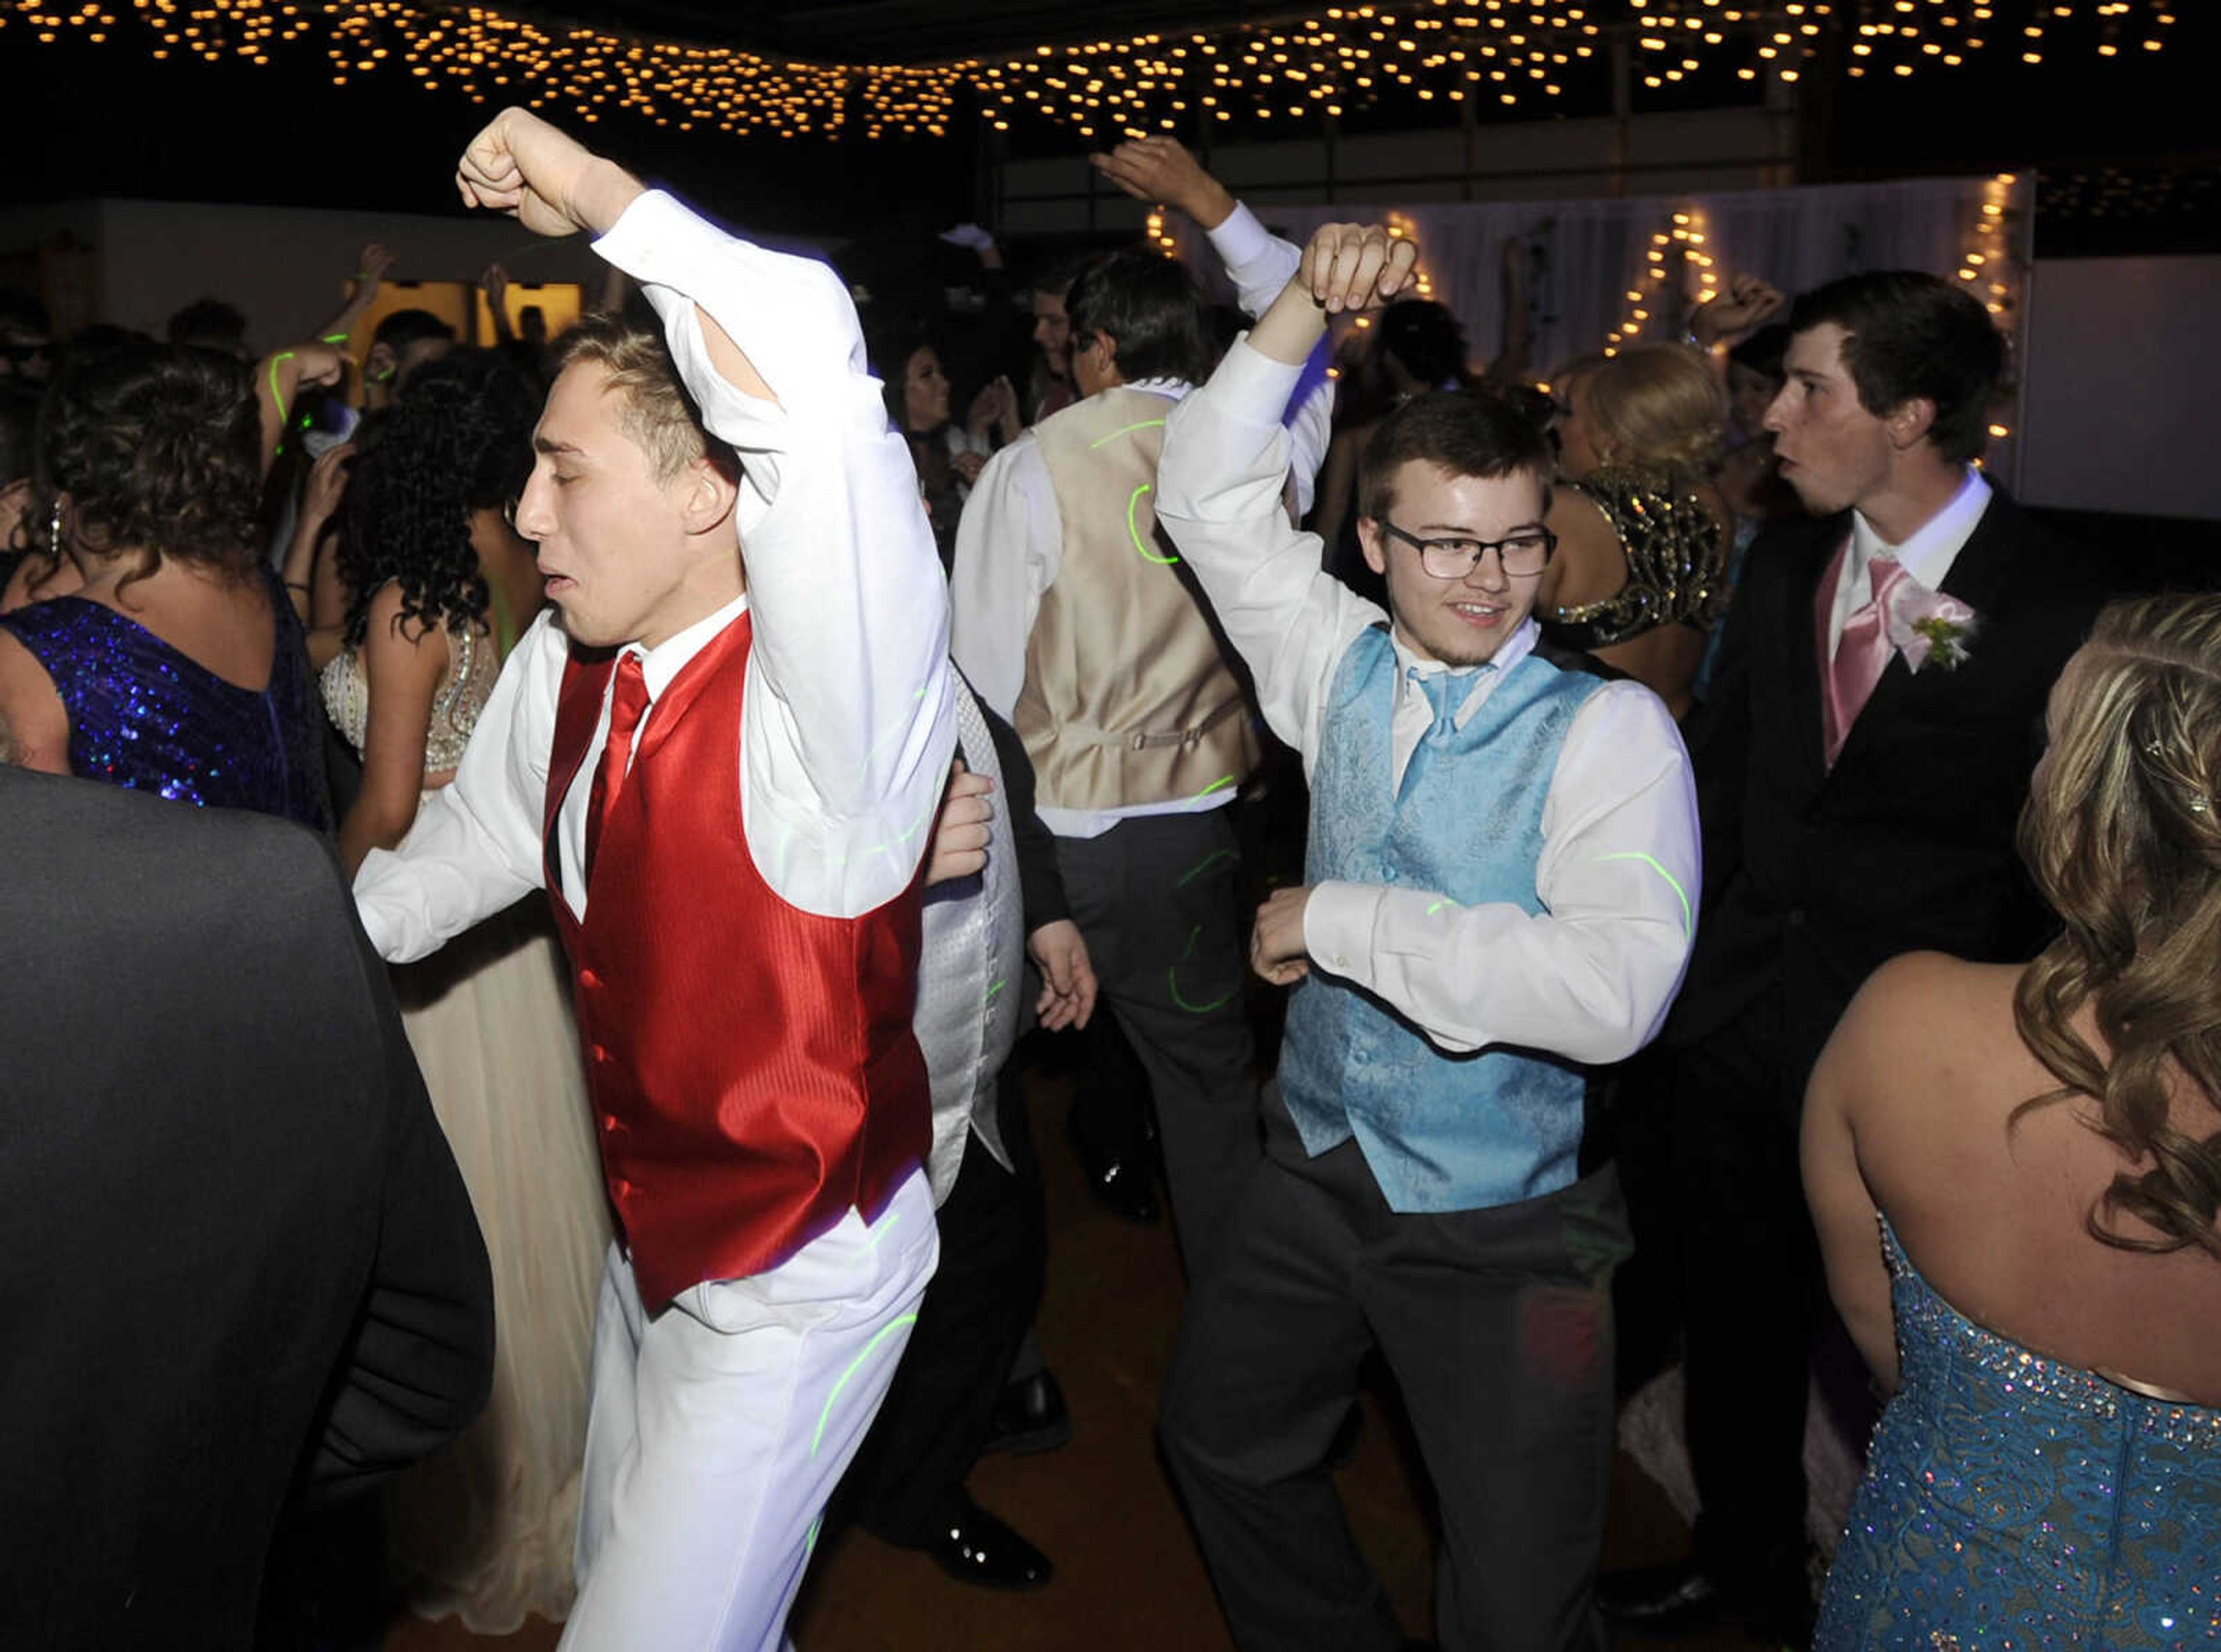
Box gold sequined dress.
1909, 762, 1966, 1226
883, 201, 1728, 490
322, 618, 613, 1632
1541, 462, 1727, 650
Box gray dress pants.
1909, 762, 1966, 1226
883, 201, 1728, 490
1160, 1088, 1628, 1652
1053, 808, 1263, 1280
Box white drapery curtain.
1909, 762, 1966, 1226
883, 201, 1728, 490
1175, 175, 2027, 385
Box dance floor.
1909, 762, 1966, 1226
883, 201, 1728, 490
379, 1053, 1765, 1652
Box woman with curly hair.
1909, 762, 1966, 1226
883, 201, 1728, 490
1539, 343, 1732, 718
319, 346, 611, 1634
0, 341, 329, 828
1803, 593, 2221, 1647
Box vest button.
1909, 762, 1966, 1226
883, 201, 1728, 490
580, 968, 600, 990
591, 1043, 610, 1063
601, 1112, 621, 1134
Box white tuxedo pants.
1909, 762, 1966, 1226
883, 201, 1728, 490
560, 1167, 938, 1651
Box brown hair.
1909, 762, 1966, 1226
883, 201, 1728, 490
32, 341, 262, 590
1580, 342, 1727, 471
547, 311, 731, 482
1357, 389, 1554, 525
2013, 593, 2221, 1259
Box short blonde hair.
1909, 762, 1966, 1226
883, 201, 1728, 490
1582, 342, 1728, 471
548, 311, 727, 481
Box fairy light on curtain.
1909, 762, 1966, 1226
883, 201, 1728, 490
1599, 205, 1718, 357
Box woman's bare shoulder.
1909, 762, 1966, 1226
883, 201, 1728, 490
1821, 953, 2025, 1100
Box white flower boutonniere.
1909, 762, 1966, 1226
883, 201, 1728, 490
1885, 585, 1979, 673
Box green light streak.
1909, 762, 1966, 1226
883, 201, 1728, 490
1168, 923, 1238, 1015
1088, 417, 1167, 449
1191, 775, 1237, 799
1594, 851, 1692, 938
1128, 482, 1178, 565
1175, 847, 1238, 888
268, 351, 294, 411
809, 1312, 918, 1459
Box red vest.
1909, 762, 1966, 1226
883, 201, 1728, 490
542, 611, 929, 1308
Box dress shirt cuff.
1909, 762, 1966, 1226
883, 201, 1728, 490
1212, 337, 1309, 429
1205, 202, 1277, 272
352, 850, 411, 960
1303, 879, 1386, 982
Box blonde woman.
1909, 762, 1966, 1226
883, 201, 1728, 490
1540, 343, 1732, 717
1803, 593, 2221, 1646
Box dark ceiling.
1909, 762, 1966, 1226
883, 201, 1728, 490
569, 0, 1307, 65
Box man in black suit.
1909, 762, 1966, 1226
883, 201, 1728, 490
0, 769, 495, 1649
1603, 272, 2106, 1640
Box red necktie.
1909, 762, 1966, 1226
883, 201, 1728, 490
1822, 555, 1910, 769
584, 652, 651, 881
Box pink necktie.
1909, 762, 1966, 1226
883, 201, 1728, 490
1822, 555, 1910, 769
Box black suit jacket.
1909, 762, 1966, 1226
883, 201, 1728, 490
0, 771, 495, 1649
1669, 485, 2106, 1086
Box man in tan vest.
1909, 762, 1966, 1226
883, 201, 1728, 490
950, 248, 1267, 1280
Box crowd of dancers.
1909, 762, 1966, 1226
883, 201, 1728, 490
0, 104, 2216, 1652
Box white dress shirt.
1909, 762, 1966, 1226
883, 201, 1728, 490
354, 190, 956, 961
1825, 466, 1992, 659
1154, 333, 1701, 1063
948, 202, 1333, 840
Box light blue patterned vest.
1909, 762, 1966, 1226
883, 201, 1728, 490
1280, 625, 1604, 1212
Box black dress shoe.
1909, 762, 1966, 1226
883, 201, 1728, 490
1596, 1556, 1728, 1633
1068, 1116, 1160, 1224
925, 1494, 1053, 1591
983, 1369, 1073, 1456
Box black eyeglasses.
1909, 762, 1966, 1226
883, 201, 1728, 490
1376, 519, 1557, 581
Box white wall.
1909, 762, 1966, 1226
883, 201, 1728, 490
2022, 255, 2221, 522
0, 199, 612, 354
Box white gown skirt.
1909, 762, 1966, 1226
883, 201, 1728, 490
386, 898, 614, 1633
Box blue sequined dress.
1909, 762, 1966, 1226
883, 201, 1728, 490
1818, 1216, 2221, 1650
0, 573, 330, 832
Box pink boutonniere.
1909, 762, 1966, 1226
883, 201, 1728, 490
1884, 584, 1979, 673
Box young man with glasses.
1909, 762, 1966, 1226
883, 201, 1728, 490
1152, 223, 1699, 1651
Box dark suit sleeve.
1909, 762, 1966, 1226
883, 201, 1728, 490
1683, 530, 1765, 915
302, 896, 496, 1508
976, 690, 1070, 932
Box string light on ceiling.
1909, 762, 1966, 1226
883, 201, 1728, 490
0, 0, 2180, 142
0, 0, 970, 138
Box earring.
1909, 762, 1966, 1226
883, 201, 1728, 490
47, 500, 61, 558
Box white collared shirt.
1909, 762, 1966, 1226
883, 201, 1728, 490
353, 190, 957, 961
1153, 332, 1700, 1063
1826, 466, 1992, 660
948, 202, 1334, 840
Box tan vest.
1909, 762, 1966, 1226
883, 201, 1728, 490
1016, 387, 1260, 813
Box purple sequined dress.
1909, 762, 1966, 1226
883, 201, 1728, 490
0, 574, 331, 832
